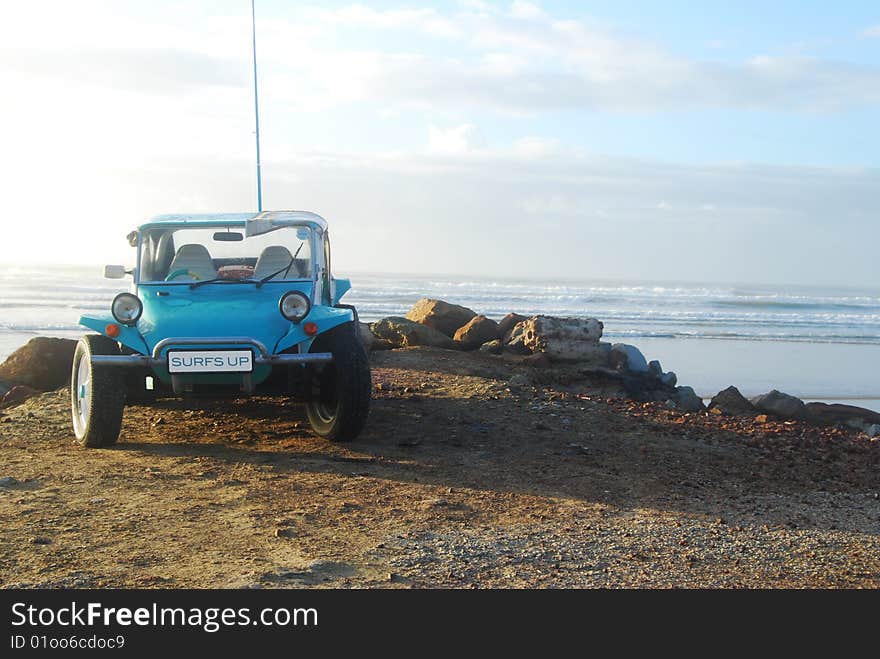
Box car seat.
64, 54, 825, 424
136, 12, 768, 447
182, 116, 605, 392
254, 245, 300, 280
165, 244, 218, 281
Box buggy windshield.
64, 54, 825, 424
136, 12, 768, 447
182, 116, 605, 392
138, 224, 313, 284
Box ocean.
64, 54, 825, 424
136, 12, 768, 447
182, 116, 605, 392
2, 265, 878, 411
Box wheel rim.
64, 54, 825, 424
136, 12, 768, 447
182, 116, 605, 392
73, 352, 90, 437
313, 365, 338, 423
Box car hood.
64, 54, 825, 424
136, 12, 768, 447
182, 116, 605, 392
135, 283, 308, 354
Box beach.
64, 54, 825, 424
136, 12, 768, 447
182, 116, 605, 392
2, 265, 878, 410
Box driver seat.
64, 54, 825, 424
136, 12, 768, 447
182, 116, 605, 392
253, 246, 295, 280
166, 244, 217, 281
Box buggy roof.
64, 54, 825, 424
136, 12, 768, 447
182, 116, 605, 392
139, 211, 328, 232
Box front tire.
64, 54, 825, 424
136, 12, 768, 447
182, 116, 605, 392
305, 323, 371, 442
70, 335, 125, 448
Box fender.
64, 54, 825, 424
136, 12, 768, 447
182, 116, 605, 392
274, 306, 354, 354
79, 315, 150, 355
332, 278, 352, 304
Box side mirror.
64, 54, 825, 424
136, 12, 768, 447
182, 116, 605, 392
104, 265, 127, 279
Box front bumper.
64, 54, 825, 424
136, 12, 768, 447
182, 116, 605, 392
91, 336, 332, 367
90, 336, 332, 395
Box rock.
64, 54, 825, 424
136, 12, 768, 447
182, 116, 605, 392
754, 414, 770, 424
371, 338, 396, 351
497, 313, 527, 339
0, 337, 78, 391
609, 343, 649, 373
503, 323, 531, 355
369, 317, 456, 350
522, 352, 552, 369
659, 371, 677, 388
0, 476, 19, 487
708, 386, 755, 416
520, 316, 605, 362
479, 339, 503, 355
0, 379, 10, 397
674, 386, 706, 412
804, 402, 880, 427
867, 424, 880, 438
453, 315, 500, 350
648, 360, 663, 377
405, 298, 477, 338
1, 385, 40, 409
750, 390, 807, 420
357, 322, 374, 351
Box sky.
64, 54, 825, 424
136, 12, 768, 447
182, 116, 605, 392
1, 0, 878, 286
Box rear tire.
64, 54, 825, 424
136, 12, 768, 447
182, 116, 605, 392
305, 322, 371, 442
70, 335, 125, 448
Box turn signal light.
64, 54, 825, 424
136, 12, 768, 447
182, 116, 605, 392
105, 323, 121, 338
303, 322, 318, 336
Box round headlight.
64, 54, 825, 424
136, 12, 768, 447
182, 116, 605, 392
111, 293, 142, 325
279, 291, 310, 323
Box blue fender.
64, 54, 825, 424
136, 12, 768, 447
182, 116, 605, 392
275, 306, 354, 354
333, 278, 352, 304
78, 315, 150, 355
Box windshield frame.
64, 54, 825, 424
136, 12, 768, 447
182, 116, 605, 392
134, 221, 318, 287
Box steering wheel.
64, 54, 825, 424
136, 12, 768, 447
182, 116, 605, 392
166, 269, 201, 281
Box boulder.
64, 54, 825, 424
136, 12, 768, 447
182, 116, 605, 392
673, 386, 706, 412
405, 299, 477, 338
520, 316, 605, 362
369, 317, 456, 350
454, 315, 500, 350
503, 322, 531, 355
497, 313, 527, 339
867, 424, 880, 438
0, 379, 10, 397
1, 384, 40, 408
357, 322, 374, 351
659, 371, 677, 388
804, 402, 880, 427
750, 390, 807, 420
609, 343, 649, 373
708, 386, 755, 416
479, 339, 503, 355
0, 337, 78, 391
648, 360, 663, 377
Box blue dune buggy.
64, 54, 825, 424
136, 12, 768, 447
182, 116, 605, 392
71, 211, 370, 447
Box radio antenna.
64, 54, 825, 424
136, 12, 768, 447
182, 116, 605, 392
250, 0, 263, 212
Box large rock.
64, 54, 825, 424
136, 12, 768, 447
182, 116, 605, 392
0, 337, 78, 391
804, 402, 880, 427
405, 299, 477, 338
454, 315, 500, 350
520, 316, 605, 363
609, 343, 649, 373
1, 384, 40, 408
750, 390, 807, 420
479, 339, 503, 355
497, 313, 527, 340
708, 386, 755, 416
369, 317, 456, 350
503, 322, 531, 355
673, 386, 706, 412
0, 379, 10, 397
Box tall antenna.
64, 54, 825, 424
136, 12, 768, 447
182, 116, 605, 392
251, 0, 263, 212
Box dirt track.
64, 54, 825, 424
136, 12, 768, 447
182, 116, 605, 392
1, 347, 879, 588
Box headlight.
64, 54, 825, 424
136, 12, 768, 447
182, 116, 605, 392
279, 291, 310, 323
111, 293, 142, 325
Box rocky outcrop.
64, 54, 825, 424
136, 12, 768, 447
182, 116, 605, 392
454, 316, 500, 350
497, 313, 527, 340
709, 386, 755, 416
0, 337, 78, 391
479, 339, 503, 355
369, 317, 456, 350
405, 299, 477, 338
804, 402, 880, 428
503, 322, 531, 355
750, 390, 807, 420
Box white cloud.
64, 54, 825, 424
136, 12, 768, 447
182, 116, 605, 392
427, 124, 483, 155
861, 25, 880, 38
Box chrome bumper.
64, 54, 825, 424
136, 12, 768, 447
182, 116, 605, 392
91, 336, 333, 367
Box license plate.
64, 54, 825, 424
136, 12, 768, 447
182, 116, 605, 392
167, 350, 254, 373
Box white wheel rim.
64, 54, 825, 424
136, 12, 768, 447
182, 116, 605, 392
73, 352, 90, 437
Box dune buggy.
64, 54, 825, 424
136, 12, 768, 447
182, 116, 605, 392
71, 211, 370, 447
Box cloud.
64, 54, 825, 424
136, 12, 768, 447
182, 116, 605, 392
427, 124, 483, 155
861, 25, 880, 38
